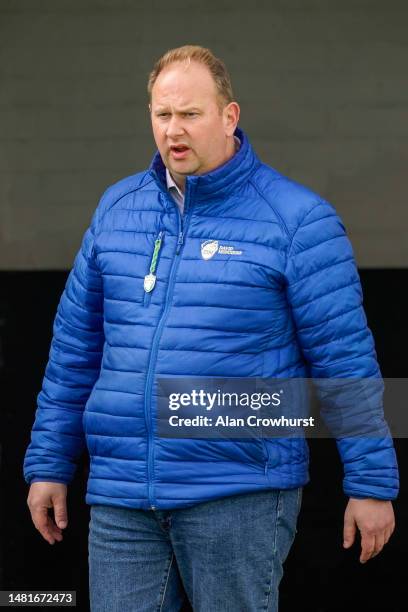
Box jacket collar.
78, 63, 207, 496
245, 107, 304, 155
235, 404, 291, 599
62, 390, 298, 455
148, 127, 261, 202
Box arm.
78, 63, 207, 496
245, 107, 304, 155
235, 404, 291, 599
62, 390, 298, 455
23, 208, 105, 545
284, 198, 399, 559
23, 221, 104, 486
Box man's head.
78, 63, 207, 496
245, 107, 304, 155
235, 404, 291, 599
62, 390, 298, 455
148, 45, 240, 189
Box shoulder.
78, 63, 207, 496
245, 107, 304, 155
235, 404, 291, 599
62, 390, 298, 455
250, 162, 340, 240
93, 170, 154, 224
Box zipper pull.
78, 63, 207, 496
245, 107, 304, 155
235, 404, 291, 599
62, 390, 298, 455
144, 273, 156, 293
176, 230, 184, 255
144, 231, 164, 293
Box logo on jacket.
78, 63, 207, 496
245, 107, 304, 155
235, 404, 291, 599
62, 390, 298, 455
201, 240, 219, 260
201, 240, 243, 260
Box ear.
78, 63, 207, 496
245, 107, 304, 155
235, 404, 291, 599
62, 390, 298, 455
223, 102, 240, 136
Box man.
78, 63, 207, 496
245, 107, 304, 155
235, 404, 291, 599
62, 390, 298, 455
24, 45, 398, 611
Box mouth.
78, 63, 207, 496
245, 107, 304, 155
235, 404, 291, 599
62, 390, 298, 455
169, 144, 191, 160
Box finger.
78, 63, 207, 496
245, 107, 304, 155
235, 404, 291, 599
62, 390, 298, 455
31, 505, 49, 532
47, 511, 64, 540
32, 507, 62, 545
343, 516, 356, 548
360, 533, 376, 563
32, 511, 58, 545
52, 497, 68, 530
45, 519, 64, 545
371, 533, 385, 559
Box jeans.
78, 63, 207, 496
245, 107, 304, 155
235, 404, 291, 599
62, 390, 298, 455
88, 487, 302, 612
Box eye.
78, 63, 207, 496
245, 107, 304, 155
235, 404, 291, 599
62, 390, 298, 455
185, 112, 198, 117
157, 112, 170, 118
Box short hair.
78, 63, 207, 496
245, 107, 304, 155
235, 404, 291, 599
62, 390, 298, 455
147, 45, 234, 110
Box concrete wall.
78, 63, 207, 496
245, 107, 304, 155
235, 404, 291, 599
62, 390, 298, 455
1, 0, 407, 269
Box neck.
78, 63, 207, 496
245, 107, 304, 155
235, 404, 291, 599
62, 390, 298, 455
172, 172, 186, 194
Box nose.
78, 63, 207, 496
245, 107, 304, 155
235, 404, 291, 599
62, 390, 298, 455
165, 115, 185, 139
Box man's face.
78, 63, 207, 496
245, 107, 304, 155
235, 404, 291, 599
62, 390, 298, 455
150, 61, 239, 181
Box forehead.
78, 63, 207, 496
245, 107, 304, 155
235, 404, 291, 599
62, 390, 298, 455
151, 61, 218, 106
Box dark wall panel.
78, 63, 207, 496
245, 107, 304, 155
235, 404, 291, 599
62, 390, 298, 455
1, 270, 407, 611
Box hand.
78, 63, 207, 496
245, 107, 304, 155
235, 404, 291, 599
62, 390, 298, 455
343, 497, 395, 563
27, 482, 68, 545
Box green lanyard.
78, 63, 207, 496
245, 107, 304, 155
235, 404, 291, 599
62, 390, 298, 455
144, 231, 163, 293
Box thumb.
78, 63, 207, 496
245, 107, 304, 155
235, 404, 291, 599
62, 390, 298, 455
343, 515, 356, 548
53, 496, 68, 529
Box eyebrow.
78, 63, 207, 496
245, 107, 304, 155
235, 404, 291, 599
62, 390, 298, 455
154, 107, 201, 113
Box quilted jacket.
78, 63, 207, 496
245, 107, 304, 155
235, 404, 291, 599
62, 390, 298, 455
23, 127, 399, 509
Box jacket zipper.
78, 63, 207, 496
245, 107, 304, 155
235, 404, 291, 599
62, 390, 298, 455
143, 190, 193, 510
143, 230, 164, 307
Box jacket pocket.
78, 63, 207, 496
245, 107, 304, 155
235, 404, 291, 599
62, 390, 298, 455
261, 438, 280, 473
261, 438, 270, 473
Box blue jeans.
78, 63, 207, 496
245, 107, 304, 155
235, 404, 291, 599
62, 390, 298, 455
88, 488, 302, 612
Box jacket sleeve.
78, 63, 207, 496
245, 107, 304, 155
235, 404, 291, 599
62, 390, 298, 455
23, 215, 104, 486
284, 199, 399, 500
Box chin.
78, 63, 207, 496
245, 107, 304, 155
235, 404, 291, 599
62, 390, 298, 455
170, 164, 199, 176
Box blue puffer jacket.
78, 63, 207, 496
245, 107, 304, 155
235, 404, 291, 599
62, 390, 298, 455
23, 127, 399, 509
